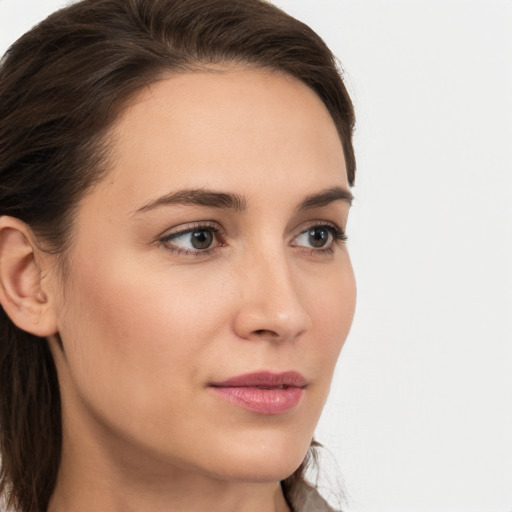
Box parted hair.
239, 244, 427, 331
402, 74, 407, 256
0, 1, 355, 510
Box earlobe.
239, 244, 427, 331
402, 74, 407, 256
0, 216, 58, 337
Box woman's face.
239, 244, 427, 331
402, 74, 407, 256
47, 68, 356, 482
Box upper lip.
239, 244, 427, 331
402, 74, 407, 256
209, 371, 307, 389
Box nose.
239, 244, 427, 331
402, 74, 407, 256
232, 249, 312, 343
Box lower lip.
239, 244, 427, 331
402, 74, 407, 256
210, 386, 304, 415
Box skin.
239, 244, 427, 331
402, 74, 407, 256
0, 67, 355, 512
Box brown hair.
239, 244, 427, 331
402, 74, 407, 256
0, 1, 355, 510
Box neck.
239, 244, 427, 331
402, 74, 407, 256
49, 473, 290, 512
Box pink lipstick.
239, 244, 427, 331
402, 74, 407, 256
209, 371, 306, 415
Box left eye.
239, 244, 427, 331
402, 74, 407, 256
292, 225, 345, 249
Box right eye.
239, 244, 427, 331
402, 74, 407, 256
160, 222, 223, 255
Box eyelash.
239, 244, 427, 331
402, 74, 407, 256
159, 221, 347, 257
294, 222, 347, 256
159, 221, 223, 257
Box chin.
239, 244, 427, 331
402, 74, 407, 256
201, 434, 311, 484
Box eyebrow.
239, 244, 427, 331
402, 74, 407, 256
297, 186, 353, 210
136, 188, 247, 213
135, 185, 352, 214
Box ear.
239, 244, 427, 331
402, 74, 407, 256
0, 216, 58, 337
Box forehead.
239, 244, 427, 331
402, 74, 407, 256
91, 68, 348, 215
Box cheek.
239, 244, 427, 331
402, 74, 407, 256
56, 251, 228, 422
308, 255, 356, 353
282, 254, 356, 422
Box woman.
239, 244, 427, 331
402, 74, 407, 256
0, 0, 356, 511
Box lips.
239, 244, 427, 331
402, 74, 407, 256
209, 371, 307, 415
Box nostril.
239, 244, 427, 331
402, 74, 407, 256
253, 329, 279, 338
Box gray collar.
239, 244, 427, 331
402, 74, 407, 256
287, 482, 339, 512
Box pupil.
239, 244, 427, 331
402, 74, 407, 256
191, 230, 213, 249
308, 228, 329, 248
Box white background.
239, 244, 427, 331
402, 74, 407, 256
1, 1, 511, 511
